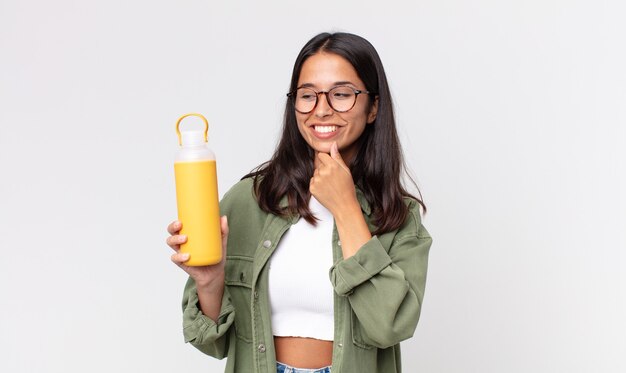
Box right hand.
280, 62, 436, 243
166, 217, 229, 289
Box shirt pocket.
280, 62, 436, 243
350, 310, 374, 350
224, 255, 254, 343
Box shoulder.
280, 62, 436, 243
221, 177, 256, 205
220, 177, 271, 253
220, 177, 259, 215
402, 196, 423, 222
397, 196, 430, 240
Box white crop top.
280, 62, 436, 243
268, 196, 335, 341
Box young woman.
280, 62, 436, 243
166, 32, 432, 373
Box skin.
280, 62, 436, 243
295, 51, 378, 164
166, 51, 377, 369
166, 217, 228, 322
297, 52, 376, 260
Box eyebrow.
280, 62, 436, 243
299, 81, 356, 89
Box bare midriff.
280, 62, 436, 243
274, 336, 333, 369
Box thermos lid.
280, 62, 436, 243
176, 113, 209, 146
181, 131, 206, 147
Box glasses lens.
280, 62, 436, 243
328, 86, 356, 112
294, 88, 317, 113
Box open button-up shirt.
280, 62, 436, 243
182, 178, 432, 373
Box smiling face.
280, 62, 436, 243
295, 52, 378, 164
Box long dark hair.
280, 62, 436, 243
243, 32, 425, 235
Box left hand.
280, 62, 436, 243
310, 142, 359, 216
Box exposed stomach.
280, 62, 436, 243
274, 336, 333, 369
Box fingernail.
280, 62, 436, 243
181, 253, 190, 260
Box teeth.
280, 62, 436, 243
314, 125, 337, 133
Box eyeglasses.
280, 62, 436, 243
286, 85, 372, 114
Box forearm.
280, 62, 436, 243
196, 273, 225, 323
333, 199, 372, 259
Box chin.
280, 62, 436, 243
314, 143, 332, 153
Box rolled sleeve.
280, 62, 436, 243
328, 200, 432, 349
329, 236, 392, 296
182, 278, 235, 358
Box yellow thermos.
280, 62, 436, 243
174, 113, 222, 266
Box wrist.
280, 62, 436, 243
332, 196, 362, 224
195, 272, 225, 293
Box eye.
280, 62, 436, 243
331, 87, 355, 100
298, 89, 316, 101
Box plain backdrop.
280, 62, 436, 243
1, 1, 624, 372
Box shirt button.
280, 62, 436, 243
262, 240, 272, 248
257, 344, 266, 353
337, 240, 342, 246
254, 291, 259, 299
338, 342, 343, 348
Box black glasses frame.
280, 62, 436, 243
286, 85, 372, 114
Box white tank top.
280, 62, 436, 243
268, 196, 335, 341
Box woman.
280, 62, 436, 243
166, 32, 432, 373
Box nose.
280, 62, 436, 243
314, 92, 333, 117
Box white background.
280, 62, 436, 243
1, 1, 625, 372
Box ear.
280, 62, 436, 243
367, 96, 379, 124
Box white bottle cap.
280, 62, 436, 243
181, 131, 206, 147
